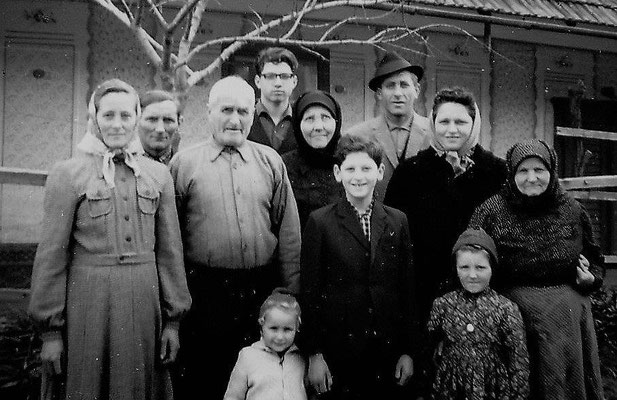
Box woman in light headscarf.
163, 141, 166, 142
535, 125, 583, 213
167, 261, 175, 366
29, 79, 191, 400
384, 87, 506, 397
469, 139, 604, 399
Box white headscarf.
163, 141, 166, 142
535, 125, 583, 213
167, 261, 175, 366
77, 79, 143, 188
430, 101, 481, 176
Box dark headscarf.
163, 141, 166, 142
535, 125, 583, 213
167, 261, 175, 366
292, 90, 342, 168
504, 139, 563, 212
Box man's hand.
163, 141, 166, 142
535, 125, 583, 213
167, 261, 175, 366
41, 338, 63, 375
160, 326, 180, 365
308, 353, 333, 395
394, 354, 413, 386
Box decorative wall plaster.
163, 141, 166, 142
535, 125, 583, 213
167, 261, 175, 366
88, 4, 155, 100
491, 40, 535, 158
330, 48, 367, 132
3, 43, 74, 169
1, 0, 89, 243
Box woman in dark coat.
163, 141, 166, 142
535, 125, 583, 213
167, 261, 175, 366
282, 90, 343, 230
469, 139, 604, 400
28, 79, 191, 400
384, 87, 507, 324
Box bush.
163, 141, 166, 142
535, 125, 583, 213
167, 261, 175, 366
0, 313, 41, 400
591, 287, 617, 399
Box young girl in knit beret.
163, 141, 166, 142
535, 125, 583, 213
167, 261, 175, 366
223, 288, 307, 400
427, 228, 530, 400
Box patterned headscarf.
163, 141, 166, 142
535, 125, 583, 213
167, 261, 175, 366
430, 88, 481, 176
77, 79, 143, 188
292, 90, 342, 168
504, 139, 563, 211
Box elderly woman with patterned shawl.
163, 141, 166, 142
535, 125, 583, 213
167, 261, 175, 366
469, 138, 604, 400
28, 79, 191, 400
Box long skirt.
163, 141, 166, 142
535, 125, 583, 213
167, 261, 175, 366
65, 258, 172, 400
506, 285, 603, 400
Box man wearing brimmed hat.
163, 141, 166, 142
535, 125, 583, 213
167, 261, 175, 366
346, 51, 430, 201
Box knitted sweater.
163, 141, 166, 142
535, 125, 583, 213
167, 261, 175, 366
469, 191, 604, 292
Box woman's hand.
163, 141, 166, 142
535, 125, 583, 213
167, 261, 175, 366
41, 338, 63, 375
160, 326, 180, 365
576, 254, 595, 287
308, 353, 332, 395
395, 354, 413, 386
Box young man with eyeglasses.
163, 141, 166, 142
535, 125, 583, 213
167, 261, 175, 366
248, 47, 299, 154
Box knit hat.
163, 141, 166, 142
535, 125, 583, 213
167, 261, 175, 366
508, 139, 553, 172
368, 51, 424, 91
452, 228, 498, 267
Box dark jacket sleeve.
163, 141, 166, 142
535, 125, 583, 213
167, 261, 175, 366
300, 212, 325, 355
270, 160, 301, 294
397, 213, 421, 358
384, 162, 408, 214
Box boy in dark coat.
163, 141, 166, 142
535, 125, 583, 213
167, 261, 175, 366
301, 134, 418, 400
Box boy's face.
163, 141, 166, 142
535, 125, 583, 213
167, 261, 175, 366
254, 62, 297, 106
333, 152, 384, 204
261, 308, 297, 354
456, 250, 492, 294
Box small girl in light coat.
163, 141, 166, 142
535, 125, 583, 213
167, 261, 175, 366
223, 288, 307, 400
428, 228, 530, 400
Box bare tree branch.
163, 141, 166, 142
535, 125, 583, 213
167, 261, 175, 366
183, 0, 393, 67
134, 0, 146, 27
179, 0, 209, 59
248, 4, 264, 28
169, 0, 203, 31
145, 0, 169, 30
120, 0, 135, 22
281, 0, 314, 40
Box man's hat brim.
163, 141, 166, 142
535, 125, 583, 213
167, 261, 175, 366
369, 61, 424, 91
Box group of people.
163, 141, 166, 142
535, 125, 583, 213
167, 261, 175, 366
27, 45, 605, 400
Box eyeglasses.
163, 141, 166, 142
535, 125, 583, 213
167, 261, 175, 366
261, 73, 295, 81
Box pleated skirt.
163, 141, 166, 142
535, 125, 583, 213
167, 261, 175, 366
507, 285, 603, 400
65, 260, 172, 400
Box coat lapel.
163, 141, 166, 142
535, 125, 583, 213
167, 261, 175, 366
336, 200, 370, 250
373, 116, 398, 170
370, 203, 388, 264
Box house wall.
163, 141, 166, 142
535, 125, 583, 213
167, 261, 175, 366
2, 1, 617, 243
490, 40, 536, 158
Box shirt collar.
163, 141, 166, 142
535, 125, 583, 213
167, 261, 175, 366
255, 100, 292, 119
349, 198, 375, 219
207, 138, 251, 163
384, 113, 414, 132
252, 338, 300, 355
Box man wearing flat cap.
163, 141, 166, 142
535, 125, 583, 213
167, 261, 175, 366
346, 51, 430, 201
